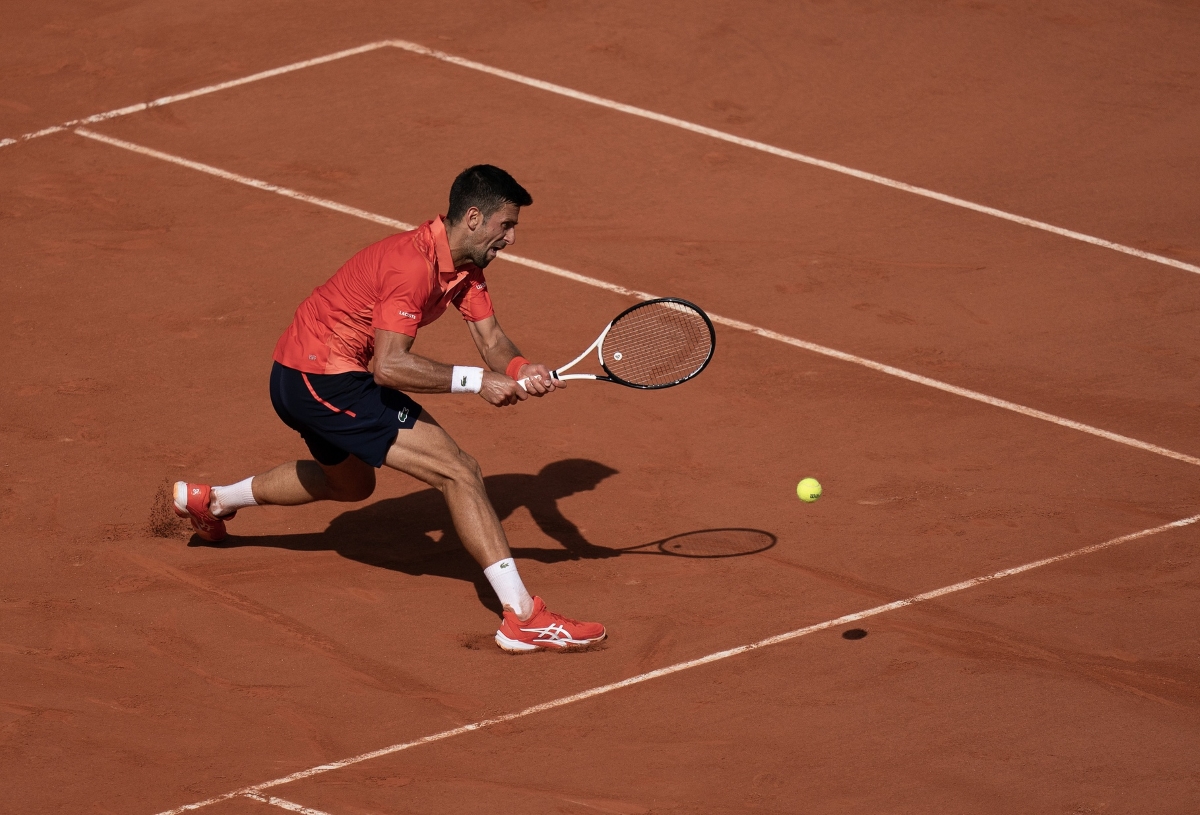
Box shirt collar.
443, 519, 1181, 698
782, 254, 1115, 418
430, 216, 457, 276
431, 215, 477, 281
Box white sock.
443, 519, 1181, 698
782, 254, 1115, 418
210, 477, 258, 518
483, 558, 534, 619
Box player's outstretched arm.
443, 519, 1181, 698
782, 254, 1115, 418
373, 328, 527, 406
466, 316, 563, 397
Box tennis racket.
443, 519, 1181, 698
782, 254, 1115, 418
518, 297, 716, 390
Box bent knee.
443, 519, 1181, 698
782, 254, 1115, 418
442, 450, 484, 488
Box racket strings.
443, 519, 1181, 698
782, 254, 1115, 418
601, 301, 713, 387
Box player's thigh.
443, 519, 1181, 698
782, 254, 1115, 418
318, 454, 376, 501
383, 411, 478, 487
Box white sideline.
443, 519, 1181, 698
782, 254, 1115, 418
3, 39, 1197, 277
74, 128, 414, 231
242, 792, 334, 815
381, 39, 1200, 277
150, 512, 1200, 814
70, 128, 1200, 469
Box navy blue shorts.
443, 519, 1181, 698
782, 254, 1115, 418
269, 362, 423, 468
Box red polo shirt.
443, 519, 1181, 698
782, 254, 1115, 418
273, 216, 494, 375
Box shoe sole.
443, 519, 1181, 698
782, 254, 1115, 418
172, 481, 190, 517
494, 631, 607, 653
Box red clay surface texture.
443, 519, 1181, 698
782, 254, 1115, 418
3, 2, 1199, 814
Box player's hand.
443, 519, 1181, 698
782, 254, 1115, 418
516, 362, 564, 397
479, 370, 528, 407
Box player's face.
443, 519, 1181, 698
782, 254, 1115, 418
471, 202, 520, 267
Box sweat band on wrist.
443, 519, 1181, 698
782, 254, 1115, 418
505, 356, 529, 380
450, 366, 484, 394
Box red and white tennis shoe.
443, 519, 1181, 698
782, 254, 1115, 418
495, 596, 606, 653
172, 482, 232, 542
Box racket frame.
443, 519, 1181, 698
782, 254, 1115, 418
521, 297, 716, 390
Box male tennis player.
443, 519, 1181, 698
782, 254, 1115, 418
173, 165, 605, 653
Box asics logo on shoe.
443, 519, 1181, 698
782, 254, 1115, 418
521, 623, 575, 643
192, 488, 200, 496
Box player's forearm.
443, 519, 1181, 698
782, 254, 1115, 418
372, 352, 459, 393
466, 316, 528, 376
480, 335, 523, 374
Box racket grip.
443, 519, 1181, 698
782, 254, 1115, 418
516, 371, 559, 391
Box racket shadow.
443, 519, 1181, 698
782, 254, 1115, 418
616, 528, 777, 559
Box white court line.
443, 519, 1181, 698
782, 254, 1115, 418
4, 40, 1196, 278
73, 129, 414, 232
73, 127, 1200, 470
383, 40, 1200, 278
707, 314, 1200, 468
242, 792, 334, 815
71, 128, 1200, 468
150, 512, 1200, 815
0, 41, 393, 149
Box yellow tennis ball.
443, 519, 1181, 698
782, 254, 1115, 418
797, 477, 822, 502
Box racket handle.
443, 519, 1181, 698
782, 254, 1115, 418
516, 370, 560, 391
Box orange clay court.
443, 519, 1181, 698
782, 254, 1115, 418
2, 3, 1200, 813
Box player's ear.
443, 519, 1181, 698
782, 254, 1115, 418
465, 206, 483, 231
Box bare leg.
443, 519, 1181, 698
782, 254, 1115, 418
249, 456, 376, 505
384, 412, 511, 569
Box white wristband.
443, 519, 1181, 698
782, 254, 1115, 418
450, 366, 484, 394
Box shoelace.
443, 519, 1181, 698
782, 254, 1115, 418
520, 608, 583, 632
545, 609, 586, 628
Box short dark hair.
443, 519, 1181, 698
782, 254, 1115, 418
446, 165, 532, 223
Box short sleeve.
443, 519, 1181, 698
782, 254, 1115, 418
452, 268, 495, 323
372, 251, 431, 337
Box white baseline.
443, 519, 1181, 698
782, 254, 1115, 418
70, 127, 1200, 469
150, 512, 1200, 814
0, 41, 394, 149
6, 38, 1195, 276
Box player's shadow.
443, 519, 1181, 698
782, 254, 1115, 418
190, 459, 623, 615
